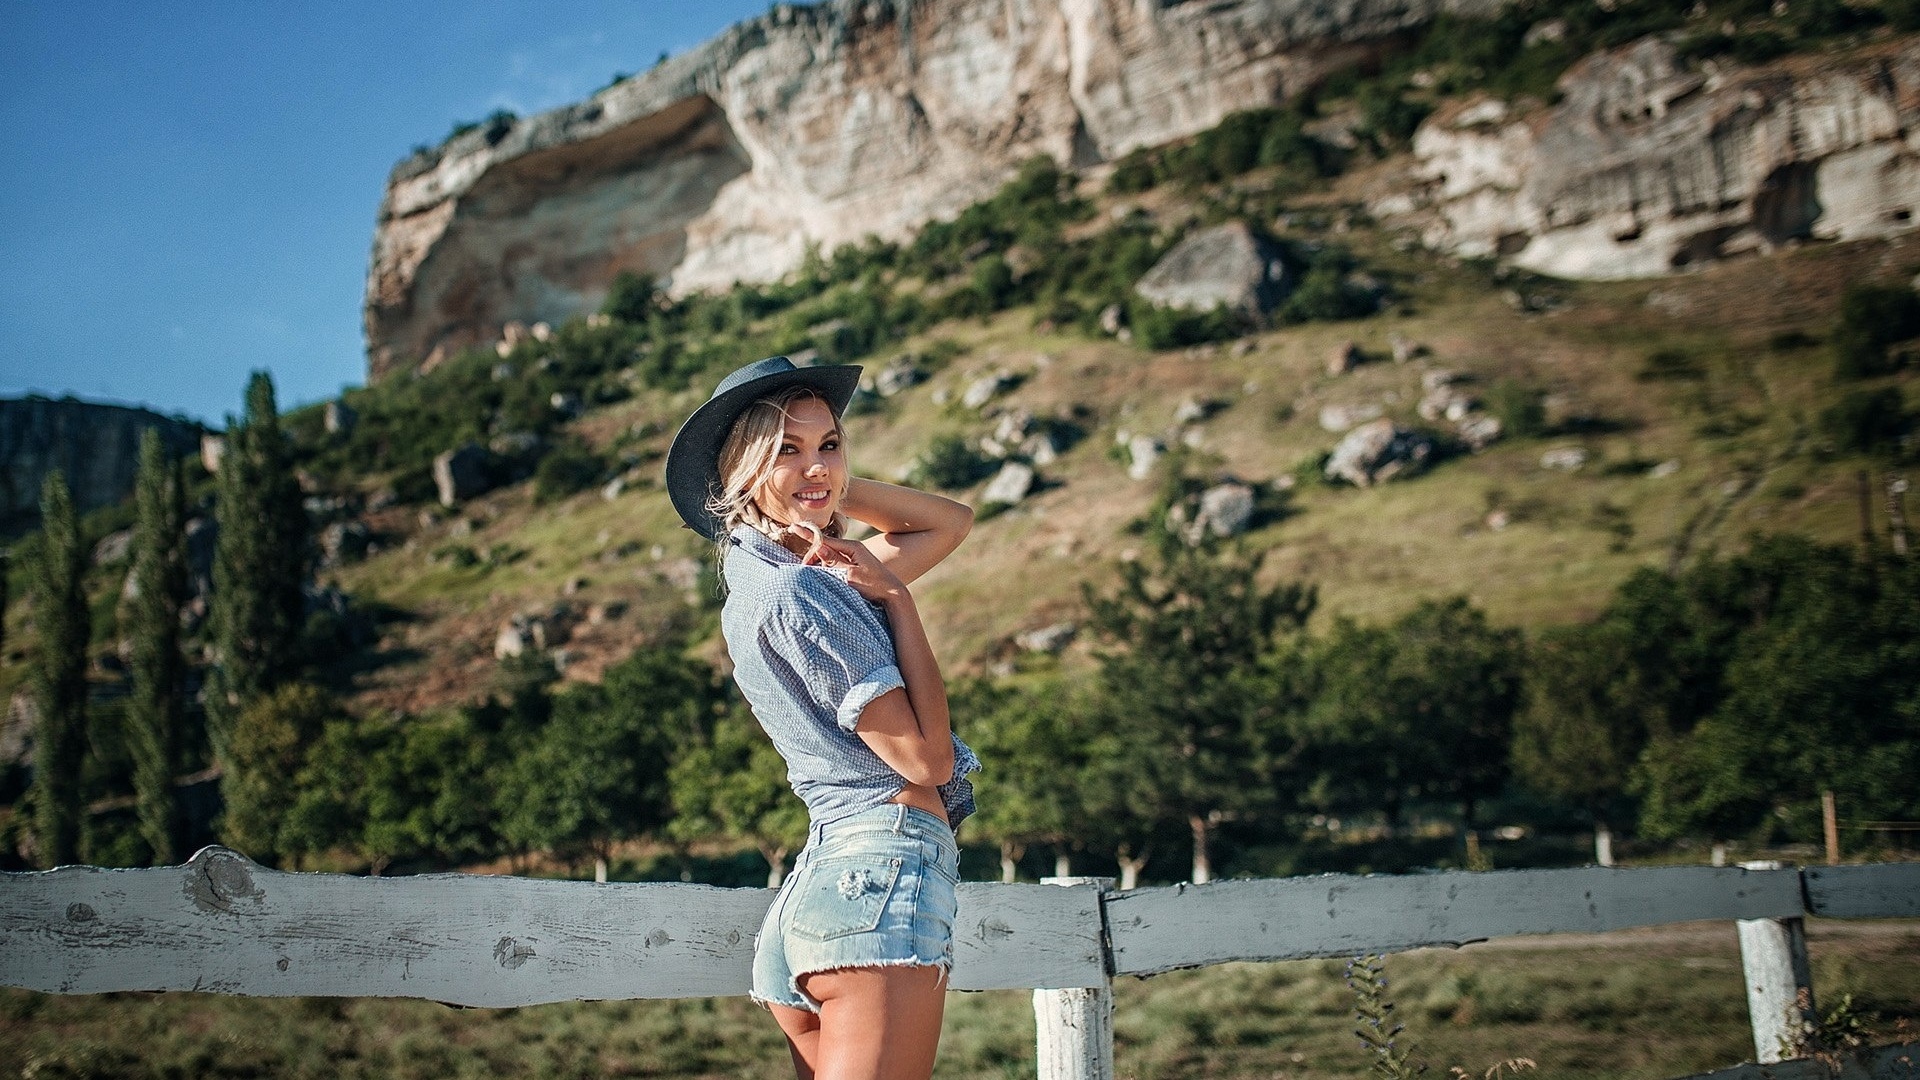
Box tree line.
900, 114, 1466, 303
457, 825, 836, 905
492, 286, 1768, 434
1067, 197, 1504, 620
8, 376, 1918, 883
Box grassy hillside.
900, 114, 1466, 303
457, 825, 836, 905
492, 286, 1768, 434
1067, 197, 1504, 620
313, 219, 1918, 714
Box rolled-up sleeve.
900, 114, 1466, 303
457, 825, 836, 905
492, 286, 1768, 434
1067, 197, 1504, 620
764, 576, 906, 732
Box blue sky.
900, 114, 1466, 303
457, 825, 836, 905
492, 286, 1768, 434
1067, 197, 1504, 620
1, 1, 770, 428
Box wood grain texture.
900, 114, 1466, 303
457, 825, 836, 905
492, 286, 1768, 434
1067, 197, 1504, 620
1105, 865, 1806, 976
0, 848, 1106, 1004
1804, 863, 1920, 919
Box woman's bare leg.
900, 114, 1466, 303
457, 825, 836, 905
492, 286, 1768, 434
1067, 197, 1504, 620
797, 965, 947, 1080
769, 1002, 823, 1079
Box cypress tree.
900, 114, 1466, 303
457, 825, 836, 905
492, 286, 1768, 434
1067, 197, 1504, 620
29, 471, 90, 867
208, 371, 308, 767
127, 429, 188, 864
1, 548, 12, 659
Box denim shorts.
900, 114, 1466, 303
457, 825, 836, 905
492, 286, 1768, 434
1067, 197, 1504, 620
751, 803, 960, 1013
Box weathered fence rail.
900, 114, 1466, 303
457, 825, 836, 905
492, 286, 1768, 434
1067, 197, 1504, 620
2, 848, 1915, 1079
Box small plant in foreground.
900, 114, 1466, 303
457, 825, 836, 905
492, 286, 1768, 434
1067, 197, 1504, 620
1347, 954, 1424, 1080
1347, 954, 1538, 1080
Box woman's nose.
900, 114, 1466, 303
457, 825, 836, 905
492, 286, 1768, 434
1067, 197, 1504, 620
805, 458, 827, 477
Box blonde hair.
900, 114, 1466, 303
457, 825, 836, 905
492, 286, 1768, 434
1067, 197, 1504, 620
708, 387, 848, 566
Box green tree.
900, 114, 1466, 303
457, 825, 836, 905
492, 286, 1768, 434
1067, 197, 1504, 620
1083, 546, 1315, 883
126, 429, 189, 864
961, 677, 1088, 882
1513, 624, 1645, 864
285, 709, 501, 874
668, 705, 806, 886
501, 646, 721, 881
223, 683, 338, 863
1, 549, 11, 661
1393, 599, 1525, 836
1635, 540, 1920, 844
209, 371, 309, 767
1286, 600, 1523, 852
1285, 618, 1420, 827
29, 472, 90, 867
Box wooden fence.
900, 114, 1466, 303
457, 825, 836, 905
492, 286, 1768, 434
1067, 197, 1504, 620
2, 848, 1915, 1079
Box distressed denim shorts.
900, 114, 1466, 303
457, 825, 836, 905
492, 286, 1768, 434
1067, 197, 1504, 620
751, 803, 960, 1013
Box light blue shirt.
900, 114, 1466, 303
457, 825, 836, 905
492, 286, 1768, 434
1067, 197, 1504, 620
720, 525, 979, 828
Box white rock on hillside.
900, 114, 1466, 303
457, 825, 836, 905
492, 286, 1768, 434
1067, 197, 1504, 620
1389, 38, 1920, 280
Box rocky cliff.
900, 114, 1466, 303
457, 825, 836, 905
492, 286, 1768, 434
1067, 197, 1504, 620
1388, 37, 1920, 278
364, 0, 1496, 380
0, 398, 202, 531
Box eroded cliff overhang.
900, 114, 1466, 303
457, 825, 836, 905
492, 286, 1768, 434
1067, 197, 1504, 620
363, 0, 1492, 380
1397, 37, 1920, 279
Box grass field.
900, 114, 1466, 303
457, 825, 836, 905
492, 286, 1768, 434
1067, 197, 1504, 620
5, 919, 1914, 1079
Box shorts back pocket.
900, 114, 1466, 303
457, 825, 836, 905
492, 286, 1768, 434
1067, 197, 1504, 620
789, 855, 903, 941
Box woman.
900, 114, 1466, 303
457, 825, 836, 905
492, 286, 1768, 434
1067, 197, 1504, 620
664, 355, 979, 1080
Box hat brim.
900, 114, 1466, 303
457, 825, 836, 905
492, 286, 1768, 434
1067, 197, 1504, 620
664, 361, 863, 540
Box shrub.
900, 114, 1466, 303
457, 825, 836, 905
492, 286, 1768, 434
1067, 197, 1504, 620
913, 435, 992, 490
1833, 282, 1920, 378
533, 444, 605, 503
1281, 263, 1377, 324
1820, 387, 1912, 456
1486, 379, 1549, 440
602, 271, 658, 324
1636, 348, 1706, 382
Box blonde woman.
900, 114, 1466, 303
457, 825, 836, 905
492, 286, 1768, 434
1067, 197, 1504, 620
665, 355, 978, 1080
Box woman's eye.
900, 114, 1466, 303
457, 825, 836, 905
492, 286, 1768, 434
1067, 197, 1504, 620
778, 444, 796, 455
821, 439, 839, 452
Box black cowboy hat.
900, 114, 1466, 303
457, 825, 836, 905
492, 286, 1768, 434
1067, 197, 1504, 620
664, 355, 862, 540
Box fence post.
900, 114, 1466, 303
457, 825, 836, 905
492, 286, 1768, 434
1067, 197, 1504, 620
1034, 876, 1114, 1080
1735, 861, 1816, 1063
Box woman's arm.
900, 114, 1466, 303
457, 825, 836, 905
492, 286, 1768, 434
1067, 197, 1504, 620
840, 477, 972, 585
809, 534, 954, 786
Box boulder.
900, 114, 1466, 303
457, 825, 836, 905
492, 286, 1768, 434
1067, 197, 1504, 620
1319, 403, 1384, 433
1189, 482, 1256, 541
1125, 435, 1163, 481
495, 621, 528, 660
323, 400, 356, 436
1098, 303, 1125, 336
1389, 333, 1424, 364
1020, 431, 1062, 466
870, 354, 925, 397
1015, 622, 1078, 654
1325, 419, 1434, 487
92, 529, 133, 567
319, 521, 373, 567
433, 443, 494, 507
1540, 446, 1590, 471
1327, 341, 1363, 375
1134, 221, 1289, 316
1457, 414, 1503, 451
981, 461, 1036, 506
200, 433, 225, 475
962, 371, 1018, 410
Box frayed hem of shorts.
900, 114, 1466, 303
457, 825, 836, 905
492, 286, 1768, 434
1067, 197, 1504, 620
760, 957, 953, 1014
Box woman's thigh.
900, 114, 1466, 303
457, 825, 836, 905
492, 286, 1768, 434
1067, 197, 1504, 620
801, 964, 947, 1080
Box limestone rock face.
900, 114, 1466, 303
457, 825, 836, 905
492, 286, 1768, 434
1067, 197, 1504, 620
1395, 38, 1920, 279
365, 0, 1489, 379
0, 398, 202, 528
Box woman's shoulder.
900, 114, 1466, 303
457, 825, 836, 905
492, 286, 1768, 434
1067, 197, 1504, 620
738, 562, 865, 623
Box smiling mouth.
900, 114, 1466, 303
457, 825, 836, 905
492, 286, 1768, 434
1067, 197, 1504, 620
793, 488, 831, 507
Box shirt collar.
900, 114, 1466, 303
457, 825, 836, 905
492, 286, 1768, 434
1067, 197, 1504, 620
730, 524, 800, 567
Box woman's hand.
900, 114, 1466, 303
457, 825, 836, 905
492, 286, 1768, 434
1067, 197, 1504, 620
802, 532, 909, 607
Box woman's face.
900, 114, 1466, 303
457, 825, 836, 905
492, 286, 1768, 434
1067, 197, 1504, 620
753, 395, 845, 529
